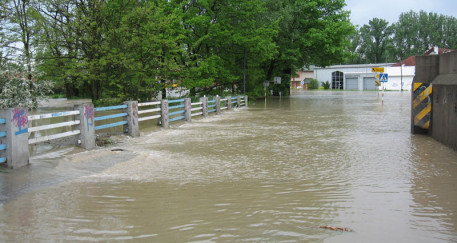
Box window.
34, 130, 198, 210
332, 71, 344, 90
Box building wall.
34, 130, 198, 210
291, 71, 313, 89
382, 66, 415, 91
313, 63, 414, 91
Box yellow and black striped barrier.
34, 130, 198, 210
412, 83, 432, 129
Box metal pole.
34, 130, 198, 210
243, 49, 246, 94
401, 62, 403, 92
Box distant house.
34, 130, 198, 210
313, 63, 398, 90
312, 47, 455, 91
291, 66, 314, 90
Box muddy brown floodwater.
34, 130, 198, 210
1, 91, 457, 242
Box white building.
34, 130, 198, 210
313, 63, 415, 91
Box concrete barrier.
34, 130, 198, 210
0, 108, 29, 168
413, 51, 457, 150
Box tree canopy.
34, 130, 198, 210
348, 10, 457, 64
1, 0, 354, 103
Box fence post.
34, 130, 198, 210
184, 98, 192, 122
245, 95, 248, 107
200, 97, 208, 118
75, 104, 95, 150
0, 108, 29, 169
236, 96, 241, 108
226, 96, 232, 110
124, 101, 139, 137
161, 99, 169, 129
216, 95, 221, 115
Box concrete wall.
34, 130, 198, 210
432, 85, 457, 150
413, 51, 457, 151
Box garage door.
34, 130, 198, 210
363, 77, 376, 90
345, 77, 358, 90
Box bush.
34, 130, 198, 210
322, 81, 331, 89
308, 79, 319, 90
0, 71, 53, 108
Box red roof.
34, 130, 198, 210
393, 47, 456, 67
424, 47, 455, 55
392, 56, 416, 67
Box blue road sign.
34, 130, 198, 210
379, 73, 388, 82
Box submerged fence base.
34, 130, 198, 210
0, 95, 247, 169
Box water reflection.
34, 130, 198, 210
1, 91, 457, 242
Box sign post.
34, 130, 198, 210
263, 80, 270, 103
372, 68, 387, 105
379, 73, 388, 105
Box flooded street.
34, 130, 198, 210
1, 91, 457, 242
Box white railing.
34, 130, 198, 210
138, 101, 161, 122
220, 98, 228, 110
28, 110, 81, 145
191, 101, 203, 117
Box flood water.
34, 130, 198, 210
1, 91, 457, 242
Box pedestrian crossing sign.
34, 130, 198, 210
379, 73, 388, 82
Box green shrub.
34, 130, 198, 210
93, 98, 123, 107
322, 81, 331, 89
308, 79, 319, 90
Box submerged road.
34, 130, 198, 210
1, 91, 457, 242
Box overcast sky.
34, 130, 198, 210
344, 0, 457, 27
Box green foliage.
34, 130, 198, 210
262, 0, 353, 95
1, 0, 359, 103
347, 11, 457, 64
93, 98, 123, 108
308, 79, 319, 90
246, 84, 266, 100
359, 18, 393, 63
322, 81, 331, 89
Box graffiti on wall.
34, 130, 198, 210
132, 103, 138, 125
12, 108, 28, 136
84, 105, 94, 131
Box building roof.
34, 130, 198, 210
392, 56, 416, 67
393, 47, 456, 67
313, 63, 394, 70
424, 47, 455, 55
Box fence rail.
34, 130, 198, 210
138, 101, 162, 122
1, 95, 247, 169
191, 101, 203, 117
28, 110, 81, 145
0, 118, 5, 164
94, 105, 128, 131
168, 99, 186, 122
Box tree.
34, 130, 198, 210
391, 11, 420, 61
262, 0, 354, 94
346, 27, 363, 64
0, 71, 53, 108
174, 0, 277, 96
359, 18, 393, 63
105, 0, 183, 101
